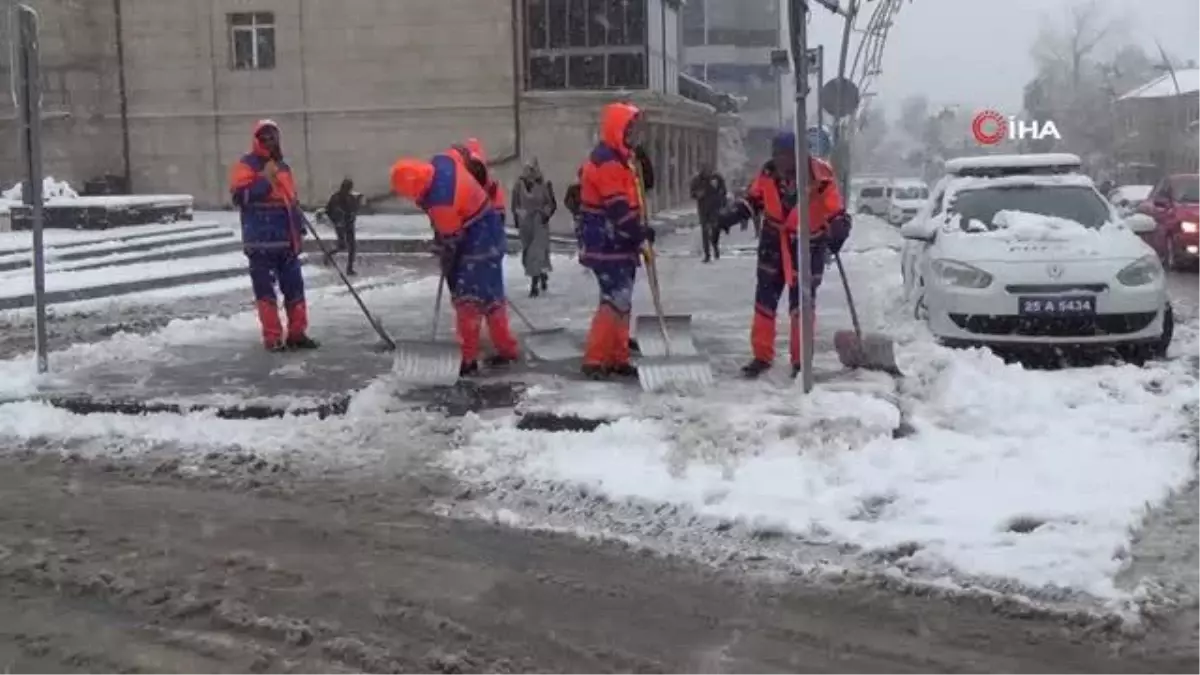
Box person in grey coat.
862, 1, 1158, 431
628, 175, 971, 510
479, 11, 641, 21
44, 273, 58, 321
511, 160, 558, 297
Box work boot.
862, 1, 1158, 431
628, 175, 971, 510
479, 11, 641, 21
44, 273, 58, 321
702, 254, 711, 264
287, 335, 320, 350
581, 364, 609, 380
529, 278, 540, 298
608, 363, 638, 378
346, 266, 357, 277
459, 360, 480, 377
485, 354, 518, 368
741, 359, 772, 379
713, 247, 721, 260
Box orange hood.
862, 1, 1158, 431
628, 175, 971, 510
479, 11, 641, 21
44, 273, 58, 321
390, 159, 435, 201
599, 102, 640, 157
251, 119, 280, 157
464, 138, 486, 163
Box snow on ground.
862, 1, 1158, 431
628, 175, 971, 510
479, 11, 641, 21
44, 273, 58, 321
0, 251, 251, 298
0, 220, 219, 253
439, 216, 1200, 609
0, 214, 1193, 613
0, 177, 191, 214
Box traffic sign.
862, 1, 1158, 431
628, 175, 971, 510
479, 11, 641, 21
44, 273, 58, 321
820, 77, 860, 118
807, 126, 832, 157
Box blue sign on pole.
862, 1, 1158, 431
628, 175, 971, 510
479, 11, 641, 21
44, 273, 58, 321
807, 126, 832, 158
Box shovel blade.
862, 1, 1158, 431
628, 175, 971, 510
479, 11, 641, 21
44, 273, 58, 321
392, 339, 461, 386
637, 355, 714, 392
634, 314, 697, 357
522, 328, 582, 362
833, 329, 900, 374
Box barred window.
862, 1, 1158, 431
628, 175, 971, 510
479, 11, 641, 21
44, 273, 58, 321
525, 0, 647, 91
228, 12, 275, 71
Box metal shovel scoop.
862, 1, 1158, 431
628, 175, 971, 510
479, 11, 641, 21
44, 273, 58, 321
393, 274, 462, 386
507, 300, 582, 361
831, 251, 900, 375
636, 249, 713, 392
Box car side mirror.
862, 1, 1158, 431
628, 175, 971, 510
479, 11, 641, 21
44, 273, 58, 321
900, 219, 936, 241
1153, 196, 1172, 209
1124, 213, 1158, 234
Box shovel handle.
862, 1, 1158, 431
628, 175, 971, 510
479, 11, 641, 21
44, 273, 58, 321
832, 251, 863, 339
506, 299, 539, 332
299, 209, 396, 350
643, 247, 674, 357
431, 273, 445, 341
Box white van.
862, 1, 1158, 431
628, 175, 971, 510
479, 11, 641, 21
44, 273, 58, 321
885, 180, 930, 225
856, 183, 892, 216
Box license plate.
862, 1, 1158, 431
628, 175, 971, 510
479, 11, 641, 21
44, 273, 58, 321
1017, 296, 1096, 316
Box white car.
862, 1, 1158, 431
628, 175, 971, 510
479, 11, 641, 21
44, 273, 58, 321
856, 183, 892, 216
900, 153, 1171, 357
1107, 184, 1154, 216
886, 181, 930, 225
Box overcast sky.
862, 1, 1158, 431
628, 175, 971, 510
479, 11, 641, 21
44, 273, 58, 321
801, 0, 1199, 118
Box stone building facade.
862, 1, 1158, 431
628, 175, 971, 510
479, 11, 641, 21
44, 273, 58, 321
0, 0, 720, 231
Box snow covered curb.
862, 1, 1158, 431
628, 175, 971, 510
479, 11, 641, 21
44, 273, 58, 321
438, 342, 1199, 616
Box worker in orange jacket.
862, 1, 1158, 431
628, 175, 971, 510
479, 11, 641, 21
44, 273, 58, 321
575, 101, 657, 379
717, 129, 851, 379
391, 151, 520, 376
454, 138, 508, 224
229, 119, 319, 352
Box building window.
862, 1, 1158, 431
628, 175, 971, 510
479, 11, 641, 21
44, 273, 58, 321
229, 12, 276, 70
525, 0, 648, 90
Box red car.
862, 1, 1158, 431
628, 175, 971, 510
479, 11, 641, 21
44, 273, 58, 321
1140, 173, 1199, 271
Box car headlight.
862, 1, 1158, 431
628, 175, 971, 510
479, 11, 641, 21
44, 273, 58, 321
930, 259, 993, 288
1116, 255, 1163, 287
1182, 220, 1198, 234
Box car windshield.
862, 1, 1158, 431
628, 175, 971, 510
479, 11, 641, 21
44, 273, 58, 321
1170, 176, 1199, 203
950, 185, 1111, 231
894, 187, 928, 199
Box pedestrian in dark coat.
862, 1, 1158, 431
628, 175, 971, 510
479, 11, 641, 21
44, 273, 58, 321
690, 164, 728, 262
325, 178, 362, 275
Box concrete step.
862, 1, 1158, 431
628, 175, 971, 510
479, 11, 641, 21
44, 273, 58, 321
0, 228, 237, 274
0, 222, 225, 258
50, 239, 244, 274
0, 265, 250, 311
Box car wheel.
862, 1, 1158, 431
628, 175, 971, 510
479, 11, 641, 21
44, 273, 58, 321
1151, 303, 1174, 359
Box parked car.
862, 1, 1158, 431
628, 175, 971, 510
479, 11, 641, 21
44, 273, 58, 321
856, 183, 892, 216
1138, 174, 1199, 271
886, 181, 930, 225
1107, 184, 1153, 216
900, 152, 1171, 360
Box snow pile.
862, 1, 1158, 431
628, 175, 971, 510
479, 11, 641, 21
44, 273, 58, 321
1, 177, 79, 202
981, 209, 1097, 240
444, 342, 1197, 603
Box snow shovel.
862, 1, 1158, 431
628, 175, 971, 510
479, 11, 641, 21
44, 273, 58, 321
300, 214, 396, 351
506, 300, 581, 362
632, 256, 698, 357
392, 273, 461, 386
637, 247, 713, 392
831, 251, 900, 375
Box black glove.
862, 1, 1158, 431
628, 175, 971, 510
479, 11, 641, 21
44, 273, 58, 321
826, 212, 852, 255
716, 206, 744, 233
643, 225, 657, 246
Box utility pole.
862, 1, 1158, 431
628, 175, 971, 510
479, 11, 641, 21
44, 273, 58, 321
787, 0, 815, 394
14, 3, 47, 373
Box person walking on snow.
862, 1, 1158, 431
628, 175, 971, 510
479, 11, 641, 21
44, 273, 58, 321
390, 151, 521, 377
229, 119, 319, 352
324, 177, 362, 276
576, 101, 657, 380
716, 129, 851, 379
690, 164, 728, 262
511, 160, 558, 297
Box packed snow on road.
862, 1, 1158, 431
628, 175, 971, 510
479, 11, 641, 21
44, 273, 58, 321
0, 215, 1193, 620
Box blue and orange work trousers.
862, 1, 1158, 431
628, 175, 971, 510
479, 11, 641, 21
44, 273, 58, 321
582, 261, 638, 368
751, 229, 827, 364
448, 242, 519, 363
247, 248, 308, 346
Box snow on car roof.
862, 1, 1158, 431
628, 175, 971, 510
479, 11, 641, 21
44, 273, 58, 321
941, 172, 1098, 200
944, 153, 1082, 175
1118, 68, 1200, 100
